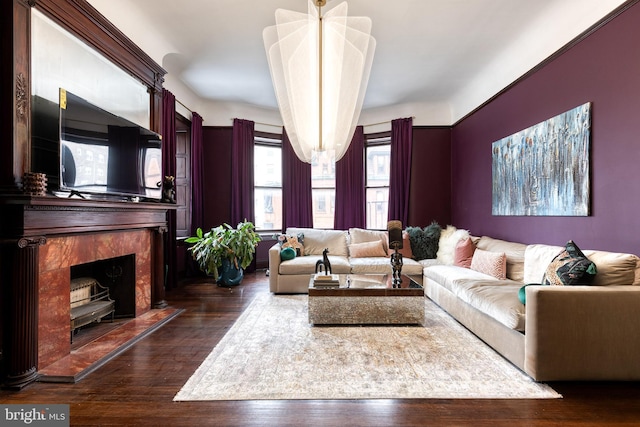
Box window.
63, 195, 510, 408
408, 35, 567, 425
254, 133, 283, 232
365, 133, 391, 229
311, 150, 335, 229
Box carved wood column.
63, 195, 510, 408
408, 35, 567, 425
152, 227, 168, 308
2, 236, 46, 389
0, 0, 31, 192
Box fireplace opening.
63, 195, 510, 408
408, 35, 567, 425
70, 254, 136, 319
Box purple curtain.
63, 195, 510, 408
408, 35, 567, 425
191, 112, 204, 234
231, 118, 255, 226
162, 89, 177, 289
334, 126, 365, 230
388, 117, 413, 225
282, 128, 313, 230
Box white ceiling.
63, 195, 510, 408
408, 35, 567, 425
86, 0, 626, 126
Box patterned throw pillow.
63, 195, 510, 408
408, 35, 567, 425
470, 249, 507, 279
542, 240, 597, 286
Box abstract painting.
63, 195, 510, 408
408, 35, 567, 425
492, 102, 591, 216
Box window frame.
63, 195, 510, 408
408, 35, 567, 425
365, 131, 391, 230
253, 131, 283, 233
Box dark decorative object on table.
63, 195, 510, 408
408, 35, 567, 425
22, 172, 47, 196
160, 175, 176, 203
315, 248, 332, 274
388, 220, 404, 287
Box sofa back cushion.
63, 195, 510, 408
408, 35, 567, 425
348, 228, 389, 255
286, 228, 349, 257
524, 244, 640, 286
476, 236, 526, 282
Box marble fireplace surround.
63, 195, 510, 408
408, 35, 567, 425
39, 229, 152, 369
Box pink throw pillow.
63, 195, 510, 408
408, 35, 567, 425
470, 249, 507, 279
349, 240, 387, 258
454, 237, 476, 268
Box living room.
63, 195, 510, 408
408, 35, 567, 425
2, 0, 640, 425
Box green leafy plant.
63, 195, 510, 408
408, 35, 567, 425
185, 221, 261, 281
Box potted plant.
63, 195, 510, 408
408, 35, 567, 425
186, 220, 261, 286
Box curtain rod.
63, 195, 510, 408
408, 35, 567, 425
176, 98, 193, 114
231, 118, 282, 128
362, 116, 415, 128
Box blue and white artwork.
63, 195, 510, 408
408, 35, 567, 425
492, 102, 591, 216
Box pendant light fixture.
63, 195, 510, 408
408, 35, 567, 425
264, 0, 376, 163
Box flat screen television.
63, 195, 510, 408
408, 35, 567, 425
42, 89, 163, 201
59, 89, 163, 200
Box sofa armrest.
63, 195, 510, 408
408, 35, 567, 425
268, 243, 282, 292
525, 285, 640, 381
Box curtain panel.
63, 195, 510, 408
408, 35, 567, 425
191, 112, 204, 234
388, 117, 413, 226
282, 128, 313, 230
334, 126, 365, 230
231, 119, 255, 226
162, 89, 177, 289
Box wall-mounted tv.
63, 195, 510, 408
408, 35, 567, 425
57, 89, 163, 201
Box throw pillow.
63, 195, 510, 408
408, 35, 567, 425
275, 233, 305, 256
470, 249, 507, 279
406, 221, 441, 260
542, 240, 597, 286
397, 231, 414, 259
437, 225, 470, 265
454, 237, 476, 268
280, 247, 296, 261
349, 240, 387, 258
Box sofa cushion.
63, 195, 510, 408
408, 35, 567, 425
424, 265, 501, 294
470, 249, 507, 280
279, 255, 351, 275
542, 240, 597, 286
349, 257, 423, 275
286, 228, 349, 257
582, 250, 640, 286
476, 236, 526, 282
349, 240, 387, 258
453, 279, 526, 331
424, 265, 524, 330
524, 244, 564, 283
349, 228, 389, 255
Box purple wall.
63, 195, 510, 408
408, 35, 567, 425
409, 127, 452, 227
451, 2, 640, 255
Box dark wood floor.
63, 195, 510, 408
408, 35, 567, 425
2, 271, 640, 426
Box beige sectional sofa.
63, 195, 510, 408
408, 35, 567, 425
268, 227, 640, 381
424, 235, 640, 381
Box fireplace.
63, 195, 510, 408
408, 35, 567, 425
0, 197, 172, 388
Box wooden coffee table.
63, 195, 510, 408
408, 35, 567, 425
308, 274, 424, 325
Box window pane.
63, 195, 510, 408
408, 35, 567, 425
366, 145, 390, 187
312, 188, 335, 229
254, 145, 282, 187
366, 186, 389, 230
311, 150, 335, 189
254, 188, 282, 231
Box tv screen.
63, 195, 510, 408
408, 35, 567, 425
59, 89, 162, 201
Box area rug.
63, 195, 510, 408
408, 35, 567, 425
174, 294, 560, 400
